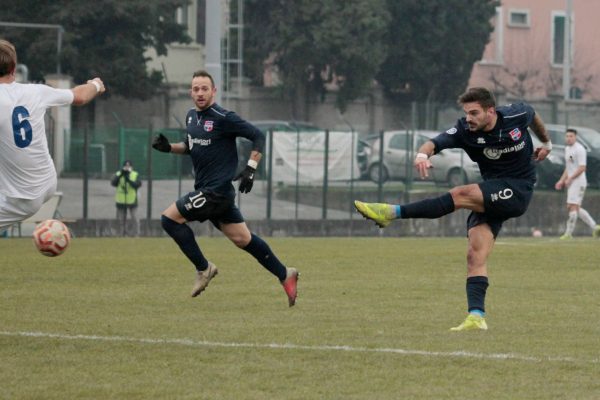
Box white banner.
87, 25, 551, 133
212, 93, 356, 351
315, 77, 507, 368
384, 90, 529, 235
270, 131, 361, 183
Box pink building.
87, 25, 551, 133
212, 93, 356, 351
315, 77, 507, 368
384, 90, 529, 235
469, 0, 600, 101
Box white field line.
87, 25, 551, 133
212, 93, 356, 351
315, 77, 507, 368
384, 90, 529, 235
496, 238, 598, 246
1, 330, 597, 365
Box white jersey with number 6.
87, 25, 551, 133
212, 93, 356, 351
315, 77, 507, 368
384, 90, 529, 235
0, 82, 73, 199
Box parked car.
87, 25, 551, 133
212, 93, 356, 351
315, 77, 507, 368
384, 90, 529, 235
356, 138, 371, 179
366, 130, 481, 186
544, 124, 600, 188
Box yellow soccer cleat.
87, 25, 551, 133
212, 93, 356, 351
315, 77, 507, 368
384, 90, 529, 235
354, 200, 395, 228
593, 225, 600, 238
559, 234, 573, 240
450, 314, 488, 332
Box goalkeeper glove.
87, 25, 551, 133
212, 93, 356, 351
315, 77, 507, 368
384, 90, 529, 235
152, 133, 171, 153
234, 165, 256, 193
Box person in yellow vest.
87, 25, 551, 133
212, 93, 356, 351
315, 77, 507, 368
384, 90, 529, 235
111, 160, 141, 236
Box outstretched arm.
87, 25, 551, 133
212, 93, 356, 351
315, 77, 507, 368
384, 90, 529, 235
414, 140, 436, 179
169, 143, 188, 154
72, 78, 105, 106
152, 134, 188, 154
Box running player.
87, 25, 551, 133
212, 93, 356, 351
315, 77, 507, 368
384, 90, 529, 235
554, 128, 600, 239
0, 39, 105, 233
152, 70, 298, 307
355, 87, 551, 331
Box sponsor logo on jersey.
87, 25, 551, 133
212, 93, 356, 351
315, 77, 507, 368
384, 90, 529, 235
446, 127, 457, 135
483, 141, 526, 160
187, 116, 192, 125
477, 137, 486, 144
204, 120, 214, 132
509, 128, 522, 141
187, 135, 212, 149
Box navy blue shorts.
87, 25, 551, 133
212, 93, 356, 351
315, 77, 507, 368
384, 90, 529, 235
467, 178, 534, 238
176, 190, 245, 228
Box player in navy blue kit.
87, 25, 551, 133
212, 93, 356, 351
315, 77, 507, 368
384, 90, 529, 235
355, 87, 552, 330
152, 70, 298, 307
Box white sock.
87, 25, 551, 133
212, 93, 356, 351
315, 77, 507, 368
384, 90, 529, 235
565, 211, 578, 236
578, 208, 597, 229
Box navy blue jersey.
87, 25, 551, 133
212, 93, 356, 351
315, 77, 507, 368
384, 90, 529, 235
183, 103, 265, 199
431, 103, 536, 182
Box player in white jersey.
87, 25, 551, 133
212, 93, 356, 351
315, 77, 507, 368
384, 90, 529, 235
0, 39, 105, 233
554, 128, 600, 239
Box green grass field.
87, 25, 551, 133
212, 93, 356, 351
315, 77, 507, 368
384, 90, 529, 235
1, 236, 599, 399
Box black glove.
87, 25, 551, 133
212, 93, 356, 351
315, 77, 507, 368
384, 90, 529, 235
234, 165, 256, 193
152, 133, 171, 153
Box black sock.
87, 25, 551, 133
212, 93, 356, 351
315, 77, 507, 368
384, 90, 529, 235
161, 215, 208, 271
243, 233, 287, 281
466, 276, 489, 314
400, 192, 455, 219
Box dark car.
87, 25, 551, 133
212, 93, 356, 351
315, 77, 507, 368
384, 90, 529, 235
531, 135, 565, 188
544, 124, 600, 188
251, 120, 322, 133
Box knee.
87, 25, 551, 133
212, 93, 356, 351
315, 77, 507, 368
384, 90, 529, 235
230, 232, 251, 248
161, 214, 181, 235
466, 245, 484, 269
449, 186, 469, 202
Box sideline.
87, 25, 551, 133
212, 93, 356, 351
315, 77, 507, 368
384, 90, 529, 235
1, 330, 597, 365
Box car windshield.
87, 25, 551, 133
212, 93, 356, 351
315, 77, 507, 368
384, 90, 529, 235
253, 121, 321, 132
417, 132, 462, 153
577, 128, 600, 149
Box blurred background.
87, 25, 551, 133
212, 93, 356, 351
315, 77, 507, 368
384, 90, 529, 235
2, 0, 600, 237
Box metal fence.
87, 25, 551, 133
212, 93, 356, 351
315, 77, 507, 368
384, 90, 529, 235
55, 126, 486, 224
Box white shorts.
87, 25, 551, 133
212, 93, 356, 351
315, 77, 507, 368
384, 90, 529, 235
0, 183, 56, 233
566, 181, 586, 206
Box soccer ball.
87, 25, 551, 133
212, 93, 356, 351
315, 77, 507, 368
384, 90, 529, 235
32, 219, 71, 257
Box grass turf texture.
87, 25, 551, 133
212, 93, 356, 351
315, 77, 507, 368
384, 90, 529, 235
1, 236, 599, 399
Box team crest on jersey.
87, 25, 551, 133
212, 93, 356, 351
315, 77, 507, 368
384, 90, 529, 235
203, 120, 214, 132
446, 127, 457, 135
477, 137, 486, 144
509, 128, 521, 141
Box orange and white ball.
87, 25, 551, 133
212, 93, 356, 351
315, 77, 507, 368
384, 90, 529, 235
32, 219, 71, 257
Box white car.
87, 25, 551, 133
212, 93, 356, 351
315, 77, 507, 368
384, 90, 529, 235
367, 130, 481, 186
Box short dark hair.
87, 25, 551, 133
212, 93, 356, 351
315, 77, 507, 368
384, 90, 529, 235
458, 87, 496, 109
0, 39, 17, 77
192, 70, 215, 87
566, 128, 578, 135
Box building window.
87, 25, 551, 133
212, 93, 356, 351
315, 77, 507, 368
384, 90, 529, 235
196, 0, 206, 44
552, 11, 574, 67
177, 5, 189, 27
553, 13, 565, 65
508, 9, 530, 28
